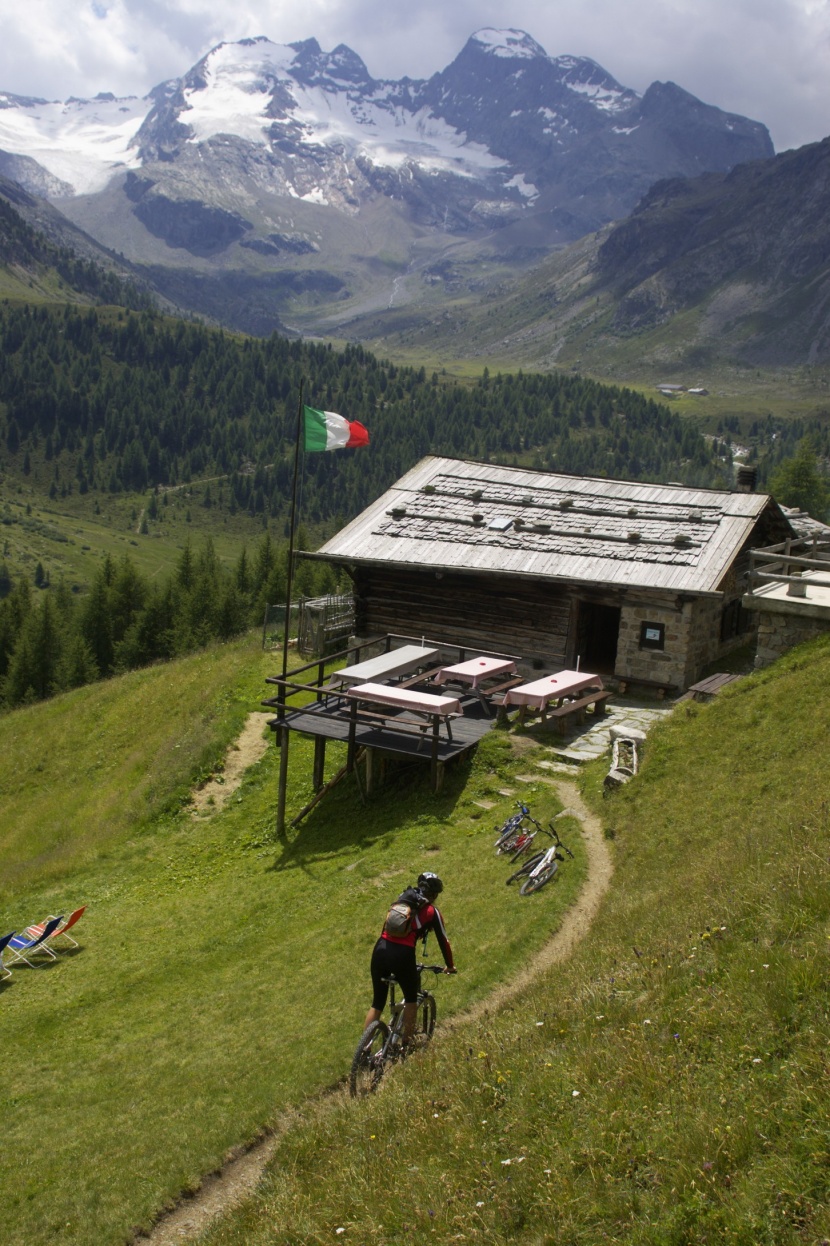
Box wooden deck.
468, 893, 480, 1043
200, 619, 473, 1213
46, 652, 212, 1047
264, 632, 522, 832
273, 691, 495, 762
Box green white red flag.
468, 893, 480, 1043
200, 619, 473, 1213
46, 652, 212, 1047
303, 405, 370, 452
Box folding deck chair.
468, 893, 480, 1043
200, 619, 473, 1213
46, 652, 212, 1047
5, 916, 63, 968
0, 931, 17, 980
34, 905, 87, 951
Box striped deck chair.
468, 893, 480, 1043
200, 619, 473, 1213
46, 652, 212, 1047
5, 916, 63, 968
0, 931, 17, 980
42, 906, 86, 950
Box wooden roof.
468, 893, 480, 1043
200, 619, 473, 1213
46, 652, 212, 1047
315, 457, 789, 596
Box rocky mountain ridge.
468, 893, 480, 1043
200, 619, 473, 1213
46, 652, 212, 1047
0, 29, 773, 336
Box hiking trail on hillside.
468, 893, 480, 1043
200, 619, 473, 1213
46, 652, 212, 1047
189, 712, 272, 817
140, 760, 610, 1244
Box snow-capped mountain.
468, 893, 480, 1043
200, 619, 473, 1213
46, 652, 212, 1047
0, 29, 774, 335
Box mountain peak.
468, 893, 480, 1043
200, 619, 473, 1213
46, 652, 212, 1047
468, 28, 548, 60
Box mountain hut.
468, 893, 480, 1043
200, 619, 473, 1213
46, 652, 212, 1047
304, 456, 793, 694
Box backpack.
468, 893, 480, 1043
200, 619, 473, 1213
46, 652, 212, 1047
385, 887, 427, 938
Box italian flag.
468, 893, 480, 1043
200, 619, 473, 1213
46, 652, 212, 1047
303, 405, 370, 452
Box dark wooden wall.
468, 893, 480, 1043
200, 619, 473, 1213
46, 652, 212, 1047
353, 566, 574, 668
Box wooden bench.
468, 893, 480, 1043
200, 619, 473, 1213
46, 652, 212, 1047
677, 672, 742, 703
397, 665, 447, 689
614, 674, 677, 699
545, 690, 614, 736
351, 706, 455, 748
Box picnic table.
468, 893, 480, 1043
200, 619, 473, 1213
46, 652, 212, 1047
330, 645, 440, 688
503, 669, 604, 724
433, 656, 518, 688
346, 682, 463, 742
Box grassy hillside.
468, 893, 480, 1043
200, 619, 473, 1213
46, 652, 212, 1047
0, 636, 583, 1246
187, 636, 830, 1246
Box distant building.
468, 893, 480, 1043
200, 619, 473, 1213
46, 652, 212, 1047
307, 457, 793, 693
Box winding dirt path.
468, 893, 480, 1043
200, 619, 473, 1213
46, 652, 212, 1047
140, 778, 612, 1245
189, 713, 272, 817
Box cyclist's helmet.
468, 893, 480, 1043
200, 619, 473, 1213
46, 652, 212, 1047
417, 871, 443, 899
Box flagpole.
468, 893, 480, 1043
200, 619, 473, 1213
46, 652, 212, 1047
282, 380, 304, 681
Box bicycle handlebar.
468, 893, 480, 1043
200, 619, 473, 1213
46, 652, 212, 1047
547, 822, 575, 856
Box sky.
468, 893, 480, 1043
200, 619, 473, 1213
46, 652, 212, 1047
1, 0, 828, 153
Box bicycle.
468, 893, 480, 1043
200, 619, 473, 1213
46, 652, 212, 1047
503, 812, 546, 862
349, 964, 445, 1097
505, 824, 574, 894
494, 803, 541, 856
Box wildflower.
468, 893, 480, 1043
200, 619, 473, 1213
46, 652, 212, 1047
536, 1021, 544, 1026
336, 1230, 345, 1236
595, 1015, 605, 1020
763, 963, 770, 969
476, 1201, 485, 1207
501, 1158, 512, 1166
572, 1090, 581, 1097
752, 1057, 762, 1064
643, 1019, 652, 1025
433, 1112, 440, 1118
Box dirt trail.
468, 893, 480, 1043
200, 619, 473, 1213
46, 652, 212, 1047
140, 778, 611, 1245
189, 712, 272, 817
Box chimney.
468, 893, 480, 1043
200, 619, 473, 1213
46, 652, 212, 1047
736, 466, 758, 493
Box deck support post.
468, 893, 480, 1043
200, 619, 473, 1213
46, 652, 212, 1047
276, 724, 290, 837
365, 745, 375, 795
347, 700, 357, 772
430, 719, 440, 792
313, 736, 326, 791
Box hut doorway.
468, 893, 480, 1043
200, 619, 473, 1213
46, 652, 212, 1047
575, 601, 620, 673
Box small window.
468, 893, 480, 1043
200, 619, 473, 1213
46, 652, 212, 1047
640, 622, 665, 651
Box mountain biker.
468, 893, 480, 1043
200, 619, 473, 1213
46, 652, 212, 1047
362, 871, 456, 1047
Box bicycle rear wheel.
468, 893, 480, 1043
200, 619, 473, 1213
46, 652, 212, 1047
349, 1020, 389, 1097
506, 850, 545, 885
519, 858, 559, 894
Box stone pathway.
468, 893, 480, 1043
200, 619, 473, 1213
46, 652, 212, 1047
514, 695, 674, 766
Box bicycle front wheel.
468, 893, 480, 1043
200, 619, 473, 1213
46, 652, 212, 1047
349, 1020, 389, 1097
417, 993, 437, 1041
519, 859, 559, 895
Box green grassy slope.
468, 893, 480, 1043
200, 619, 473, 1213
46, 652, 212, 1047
0, 638, 582, 1246
195, 637, 830, 1246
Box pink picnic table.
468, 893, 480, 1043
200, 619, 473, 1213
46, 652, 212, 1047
347, 682, 464, 741
503, 670, 603, 720
434, 656, 518, 689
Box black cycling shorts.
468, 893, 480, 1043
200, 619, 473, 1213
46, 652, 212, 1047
370, 938, 419, 1009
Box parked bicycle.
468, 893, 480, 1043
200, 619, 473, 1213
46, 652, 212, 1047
494, 802, 542, 856
350, 964, 445, 1097
505, 824, 574, 894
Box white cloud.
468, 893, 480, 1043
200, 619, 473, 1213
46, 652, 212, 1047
1, 0, 828, 150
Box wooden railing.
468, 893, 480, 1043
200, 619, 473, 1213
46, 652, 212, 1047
747, 536, 830, 597
262, 632, 521, 719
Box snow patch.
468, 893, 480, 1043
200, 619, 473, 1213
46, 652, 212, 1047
470, 28, 546, 59
504, 172, 538, 200
0, 93, 146, 194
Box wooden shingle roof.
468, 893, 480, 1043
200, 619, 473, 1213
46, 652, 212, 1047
315, 457, 788, 596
